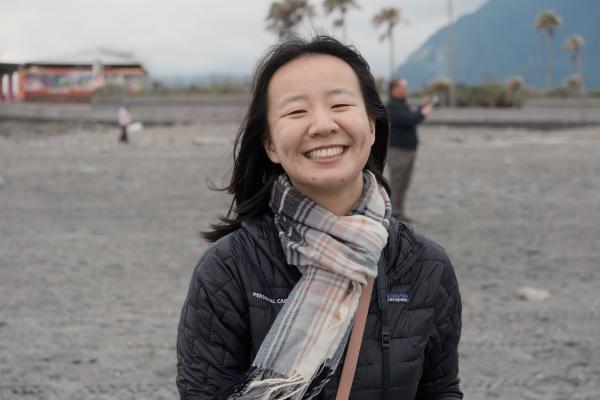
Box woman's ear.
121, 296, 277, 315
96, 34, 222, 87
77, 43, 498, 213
262, 134, 281, 164
369, 119, 376, 145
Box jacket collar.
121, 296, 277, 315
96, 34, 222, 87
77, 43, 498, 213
384, 218, 425, 282
241, 213, 302, 283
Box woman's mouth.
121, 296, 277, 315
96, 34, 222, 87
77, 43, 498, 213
304, 146, 347, 160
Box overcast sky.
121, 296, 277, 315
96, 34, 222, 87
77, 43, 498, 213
1, 0, 486, 79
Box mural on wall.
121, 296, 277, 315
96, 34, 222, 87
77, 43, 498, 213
23, 66, 145, 98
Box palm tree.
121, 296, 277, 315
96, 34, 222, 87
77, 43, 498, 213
564, 74, 583, 96
372, 7, 404, 81
323, 0, 360, 41
563, 34, 585, 80
535, 10, 562, 91
266, 0, 316, 40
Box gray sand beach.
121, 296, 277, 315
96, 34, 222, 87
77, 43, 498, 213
0, 113, 599, 399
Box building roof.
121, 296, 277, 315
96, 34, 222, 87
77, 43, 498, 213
26, 48, 143, 67
0, 63, 21, 74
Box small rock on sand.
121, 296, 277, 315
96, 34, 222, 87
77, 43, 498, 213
515, 286, 551, 302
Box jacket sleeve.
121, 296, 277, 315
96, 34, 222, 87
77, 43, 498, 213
388, 103, 425, 126
415, 260, 463, 400
176, 245, 250, 399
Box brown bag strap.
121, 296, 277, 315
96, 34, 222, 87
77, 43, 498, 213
335, 279, 374, 400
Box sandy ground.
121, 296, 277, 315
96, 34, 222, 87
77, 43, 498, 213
0, 119, 599, 399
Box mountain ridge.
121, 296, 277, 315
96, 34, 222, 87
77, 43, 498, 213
397, 0, 600, 90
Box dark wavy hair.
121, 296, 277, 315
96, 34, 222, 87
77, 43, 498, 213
203, 35, 390, 242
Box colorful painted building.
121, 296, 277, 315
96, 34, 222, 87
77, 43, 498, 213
0, 63, 23, 101
0, 48, 146, 103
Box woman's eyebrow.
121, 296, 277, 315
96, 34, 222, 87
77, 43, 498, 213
326, 88, 356, 97
278, 94, 306, 109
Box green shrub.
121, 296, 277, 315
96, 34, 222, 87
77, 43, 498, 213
455, 84, 525, 108
587, 90, 600, 98
416, 81, 525, 108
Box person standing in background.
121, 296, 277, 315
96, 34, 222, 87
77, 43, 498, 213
118, 101, 132, 143
386, 78, 432, 221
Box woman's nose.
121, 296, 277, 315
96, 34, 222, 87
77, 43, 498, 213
308, 108, 339, 136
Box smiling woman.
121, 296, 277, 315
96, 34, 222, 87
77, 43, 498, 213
263, 54, 376, 215
176, 35, 463, 400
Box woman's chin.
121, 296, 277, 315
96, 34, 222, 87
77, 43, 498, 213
294, 173, 362, 194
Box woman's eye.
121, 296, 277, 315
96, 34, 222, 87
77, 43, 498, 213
286, 109, 306, 116
332, 104, 351, 109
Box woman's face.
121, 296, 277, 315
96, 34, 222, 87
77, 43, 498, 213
264, 54, 375, 201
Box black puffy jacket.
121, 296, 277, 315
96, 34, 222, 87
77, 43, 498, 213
176, 213, 463, 399
387, 98, 425, 151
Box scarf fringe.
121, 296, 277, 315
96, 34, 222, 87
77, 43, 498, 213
229, 367, 307, 400
225, 365, 335, 400
302, 365, 335, 400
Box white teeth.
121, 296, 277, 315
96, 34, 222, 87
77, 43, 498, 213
306, 146, 345, 160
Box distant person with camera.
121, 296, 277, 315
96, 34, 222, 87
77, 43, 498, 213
386, 78, 433, 222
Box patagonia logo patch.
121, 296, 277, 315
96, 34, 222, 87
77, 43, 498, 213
387, 293, 410, 303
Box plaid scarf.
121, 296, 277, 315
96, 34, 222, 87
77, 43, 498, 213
232, 171, 391, 399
